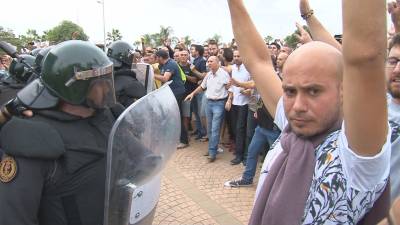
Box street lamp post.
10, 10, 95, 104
97, 0, 106, 51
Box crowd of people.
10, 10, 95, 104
0, 0, 400, 224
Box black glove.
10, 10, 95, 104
1, 98, 27, 119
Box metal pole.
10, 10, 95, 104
102, 0, 106, 51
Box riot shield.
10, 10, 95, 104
132, 63, 155, 94
104, 83, 180, 225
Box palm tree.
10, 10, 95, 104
207, 34, 222, 44
159, 26, 173, 42
142, 34, 153, 47
182, 35, 193, 46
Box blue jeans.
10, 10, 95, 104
242, 126, 280, 182
205, 99, 226, 157
192, 93, 206, 137
244, 109, 257, 160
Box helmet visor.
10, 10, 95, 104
85, 72, 116, 109
17, 78, 59, 109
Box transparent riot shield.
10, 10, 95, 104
104, 83, 180, 225
132, 63, 155, 94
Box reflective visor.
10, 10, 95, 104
85, 72, 116, 109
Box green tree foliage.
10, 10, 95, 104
264, 35, 274, 44
207, 34, 222, 44
139, 26, 175, 48
284, 33, 299, 49
44, 20, 88, 44
159, 26, 173, 43
182, 36, 193, 46
284, 25, 311, 49
19, 29, 42, 46
106, 28, 123, 46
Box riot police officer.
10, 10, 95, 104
107, 40, 146, 107
0, 54, 36, 104
33, 46, 53, 75
0, 40, 119, 225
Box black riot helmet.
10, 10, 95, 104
34, 46, 53, 73
30, 48, 41, 57
17, 40, 116, 109
107, 40, 134, 68
8, 54, 36, 83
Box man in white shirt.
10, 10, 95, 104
185, 56, 232, 162
228, 0, 391, 224
229, 50, 251, 165
386, 33, 400, 202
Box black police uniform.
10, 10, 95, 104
114, 67, 146, 108
0, 107, 117, 225
0, 77, 24, 105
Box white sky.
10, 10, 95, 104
2, 0, 346, 45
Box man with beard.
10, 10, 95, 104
228, 0, 391, 224
386, 33, 400, 201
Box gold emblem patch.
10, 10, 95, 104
0, 156, 17, 183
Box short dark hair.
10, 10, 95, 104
270, 42, 281, 50
195, 44, 204, 56
223, 48, 233, 62
174, 46, 183, 51
155, 50, 169, 59
389, 33, 400, 51
208, 39, 218, 46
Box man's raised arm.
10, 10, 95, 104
300, 0, 342, 51
227, 0, 282, 116
342, 0, 388, 156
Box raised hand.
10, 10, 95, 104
294, 22, 312, 44
388, 1, 400, 33
300, 0, 312, 17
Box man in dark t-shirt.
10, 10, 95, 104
179, 50, 198, 148
190, 45, 207, 139
154, 50, 188, 148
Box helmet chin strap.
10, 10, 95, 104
59, 101, 95, 118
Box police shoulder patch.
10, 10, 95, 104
0, 155, 17, 183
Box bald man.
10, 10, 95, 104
228, 0, 390, 224
275, 52, 288, 79
185, 56, 232, 162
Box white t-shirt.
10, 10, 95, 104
255, 97, 391, 224
388, 94, 400, 202
229, 64, 251, 106
201, 68, 230, 100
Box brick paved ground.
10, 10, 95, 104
153, 136, 262, 225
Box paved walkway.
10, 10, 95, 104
153, 137, 262, 225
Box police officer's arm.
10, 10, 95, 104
299, 0, 342, 51
342, 0, 388, 156
227, 0, 282, 117
0, 98, 33, 125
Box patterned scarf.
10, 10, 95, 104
249, 122, 341, 225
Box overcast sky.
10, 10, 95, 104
2, 0, 346, 45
